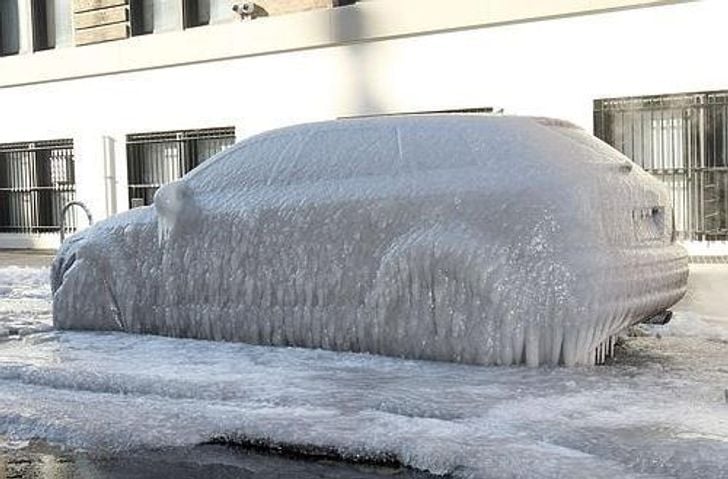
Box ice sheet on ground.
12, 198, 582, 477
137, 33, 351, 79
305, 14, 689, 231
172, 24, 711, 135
1, 266, 728, 478
0, 267, 52, 338
648, 264, 728, 341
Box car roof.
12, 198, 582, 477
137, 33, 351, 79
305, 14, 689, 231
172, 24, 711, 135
249, 114, 580, 142
185, 113, 605, 189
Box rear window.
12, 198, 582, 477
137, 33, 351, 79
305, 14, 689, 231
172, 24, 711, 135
538, 120, 633, 165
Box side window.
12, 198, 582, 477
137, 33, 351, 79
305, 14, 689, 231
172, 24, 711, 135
274, 125, 401, 184
127, 127, 235, 207
187, 133, 301, 191
400, 124, 479, 171
190, 125, 402, 191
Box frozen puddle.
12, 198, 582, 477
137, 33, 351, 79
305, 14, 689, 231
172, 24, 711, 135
1, 267, 728, 478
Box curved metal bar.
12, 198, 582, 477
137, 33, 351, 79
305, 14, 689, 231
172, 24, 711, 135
60, 201, 93, 243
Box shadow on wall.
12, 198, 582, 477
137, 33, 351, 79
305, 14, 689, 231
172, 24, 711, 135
330, 2, 383, 115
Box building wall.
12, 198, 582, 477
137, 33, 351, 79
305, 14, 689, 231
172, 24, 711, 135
0, 0, 689, 87
254, 0, 334, 16
0, 0, 726, 248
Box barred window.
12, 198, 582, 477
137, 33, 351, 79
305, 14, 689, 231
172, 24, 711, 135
0, 139, 76, 234
126, 127, 236, 208
595, 92, 728, 241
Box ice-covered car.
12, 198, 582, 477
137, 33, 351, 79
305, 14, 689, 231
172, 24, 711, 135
51, 115, 688, 366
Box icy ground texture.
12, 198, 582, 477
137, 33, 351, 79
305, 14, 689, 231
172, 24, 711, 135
3, 267, 728, 478
0, 267, 52, 338
52, 116, 688, 366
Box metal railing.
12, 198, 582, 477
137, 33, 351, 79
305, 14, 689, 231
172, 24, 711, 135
595, 91, 728, 241
126, 127, 235, 208
60, 201, 93, 242
0, 139, 76, 234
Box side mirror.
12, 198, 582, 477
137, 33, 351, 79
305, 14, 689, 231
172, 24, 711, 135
154, 181, 197, 245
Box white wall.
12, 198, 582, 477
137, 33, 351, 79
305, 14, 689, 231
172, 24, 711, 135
1, 0, 727, 248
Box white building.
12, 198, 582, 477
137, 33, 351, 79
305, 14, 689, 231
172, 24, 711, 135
0, 0, 726, 251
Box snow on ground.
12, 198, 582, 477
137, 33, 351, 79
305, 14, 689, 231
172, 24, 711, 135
1, 265, 727, 478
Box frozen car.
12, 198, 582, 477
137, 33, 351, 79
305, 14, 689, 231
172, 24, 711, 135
51, 115, 688, 366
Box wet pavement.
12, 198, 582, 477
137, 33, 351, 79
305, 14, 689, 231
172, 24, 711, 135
0, 442, 435, 479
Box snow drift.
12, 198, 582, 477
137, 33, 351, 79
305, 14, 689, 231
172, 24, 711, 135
51, 115, 688, 366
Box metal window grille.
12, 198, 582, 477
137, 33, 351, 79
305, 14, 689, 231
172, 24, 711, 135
0, 139, 76, 234
595, 92, 728, 241
126, 127, 235, 208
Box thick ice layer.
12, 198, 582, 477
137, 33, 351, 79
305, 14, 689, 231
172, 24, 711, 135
3, 267, 728, 478
52, 116, 688, 365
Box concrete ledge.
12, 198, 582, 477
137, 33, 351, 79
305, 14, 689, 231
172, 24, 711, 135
0, 0, 693, 88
